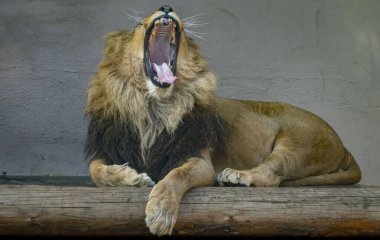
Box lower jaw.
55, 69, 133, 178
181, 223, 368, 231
151, 78, 172, 88
146, 80, 175, 99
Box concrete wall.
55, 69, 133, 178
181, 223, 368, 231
1, 0, 379, 185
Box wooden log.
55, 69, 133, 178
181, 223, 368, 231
0, 185, 379, 237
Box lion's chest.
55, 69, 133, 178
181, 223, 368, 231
86, 111, 226, 183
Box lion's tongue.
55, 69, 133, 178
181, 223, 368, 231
153, 62, 176, 84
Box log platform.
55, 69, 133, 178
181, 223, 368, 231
0, 177, 379, 237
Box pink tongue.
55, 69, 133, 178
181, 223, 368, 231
153, 63, 177, 84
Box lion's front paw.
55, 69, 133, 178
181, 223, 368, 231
132, 172, 155, 187
217, 167, 282, 187
145, 181, 179, 236
216, 168, 252, 187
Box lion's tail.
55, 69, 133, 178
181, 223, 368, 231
281, 148, 362, 186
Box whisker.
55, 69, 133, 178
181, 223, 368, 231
129, 8, 144, 15
184, 21, 209, 27
184, 19, 207, 26
185, 30, 209, 35
126, 15, 143, 23
183, 13, 207, 22
184, 18, 208, 23
184, 29, 208, 40
183, 12, 210, 41
122, 8, 144, 23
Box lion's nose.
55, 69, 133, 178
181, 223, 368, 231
159, 5, 173, 15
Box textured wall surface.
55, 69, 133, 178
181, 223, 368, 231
1, 0, 379, 185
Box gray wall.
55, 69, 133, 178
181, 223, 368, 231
1, 0, 379, 185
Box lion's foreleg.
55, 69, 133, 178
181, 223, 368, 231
216, 163, 283, 187
145, 150, 215, 236
89, 159, 155, 187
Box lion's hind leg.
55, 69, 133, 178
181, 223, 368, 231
280, 149, 361, 186
89, 159, 155, 187
216, 140, 294, 187
217, 142, 361, 187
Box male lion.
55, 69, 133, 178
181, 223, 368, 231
85, 5, 361, 236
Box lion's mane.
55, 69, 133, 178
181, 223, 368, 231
85, 30, 226, 182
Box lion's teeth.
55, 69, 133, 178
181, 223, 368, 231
151, 17, 176, 44
149, 31, 155, 42
170, 31, 176, 45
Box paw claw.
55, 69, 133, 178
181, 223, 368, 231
145, 208, 176, 236
217, 168, 251, 187
133, 173, 155, 187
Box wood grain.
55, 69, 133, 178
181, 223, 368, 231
0, 185, 379, 237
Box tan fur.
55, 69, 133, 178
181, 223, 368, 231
145, 150, 214, 236
86, 8, 361, 236
89, 159, 154, 187
214, 99, 361, 187
86, 17, 215, 161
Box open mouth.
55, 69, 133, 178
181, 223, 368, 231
144, 15, 180, 88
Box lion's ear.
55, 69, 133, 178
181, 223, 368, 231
103, 30, 130, 59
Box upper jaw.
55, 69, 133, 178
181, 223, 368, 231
143, 13, 181, 89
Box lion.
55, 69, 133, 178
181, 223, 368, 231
85, 5, 361, 236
